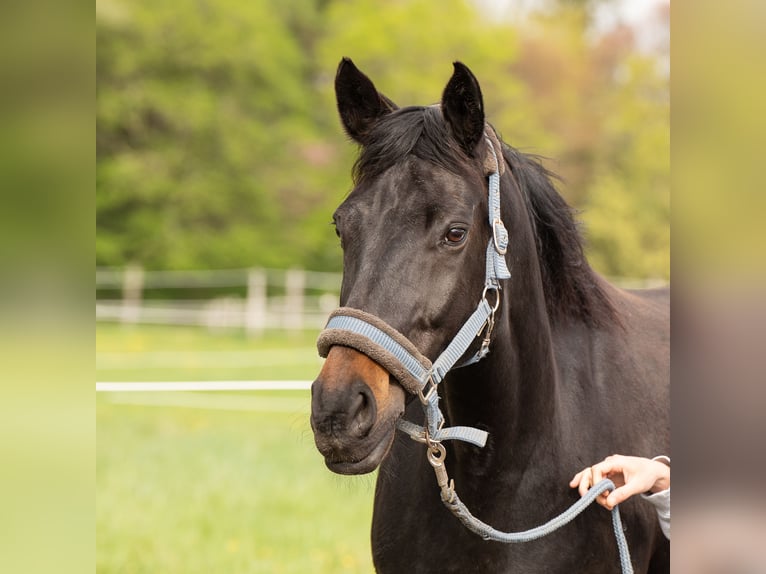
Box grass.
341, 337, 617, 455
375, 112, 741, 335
97, 324, 377, 573
96, 323, 323, 381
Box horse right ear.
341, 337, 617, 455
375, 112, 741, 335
335, 57, 398, 144
441, 62, 485, 156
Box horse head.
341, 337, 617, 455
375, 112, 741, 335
311, 58, 504, 474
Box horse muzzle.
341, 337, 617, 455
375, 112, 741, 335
310, 346, 405, 474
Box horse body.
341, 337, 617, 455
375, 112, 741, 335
372, 283, 669, 573
311, 58, 669, 573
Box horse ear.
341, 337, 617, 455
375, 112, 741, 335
335, 57, 398, 144
441, 62, 485, 155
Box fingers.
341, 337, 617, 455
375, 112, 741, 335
571, 455, 629, 502
568, 468, 591, 495
590, 457, 622, 482
595, 493, 612, 510
569, 470, 585, 488
604, 483, 642, 509
570, 467, 609, 498
580, 473, 594, 497
578, 468, 593, 497
591, 463, 605, 485
570, 463, 617, 509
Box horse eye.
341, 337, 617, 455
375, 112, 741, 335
445, 227, 467, 245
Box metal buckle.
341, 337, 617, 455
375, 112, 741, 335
492, 218, 509, 255
478, 314, 495, 353
417, 375, 437, 406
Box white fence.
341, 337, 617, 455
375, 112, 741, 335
96, 266, 666, 333
96, 266, 341, 333
96, 381, 312, 391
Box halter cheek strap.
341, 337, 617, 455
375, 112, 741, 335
317, 137, 509, 449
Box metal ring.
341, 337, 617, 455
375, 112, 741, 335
481, 286, 501, 312
427, 442, 447, 467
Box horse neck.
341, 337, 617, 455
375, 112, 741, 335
443, 282, 560, 464
441, 172, 562, 474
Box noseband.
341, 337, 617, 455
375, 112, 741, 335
317, 135, 510, 449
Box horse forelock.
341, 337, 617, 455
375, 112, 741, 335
353, 106, 473, 185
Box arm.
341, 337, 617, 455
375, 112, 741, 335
641, 485, 670, 539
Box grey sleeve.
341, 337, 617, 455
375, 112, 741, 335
641, 488, 670, 539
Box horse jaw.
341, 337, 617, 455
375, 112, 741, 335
310, 346, 406, 475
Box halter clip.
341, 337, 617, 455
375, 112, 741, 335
492, 217, 509, 255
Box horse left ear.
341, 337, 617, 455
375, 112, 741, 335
335, 57, 398, 145
441, 62, 485, 156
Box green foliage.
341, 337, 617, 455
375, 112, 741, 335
582, 54, 670, 278
97, 0, 669, 279
97, 0, 344, 270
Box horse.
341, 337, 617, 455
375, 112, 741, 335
310, 57, 669, 574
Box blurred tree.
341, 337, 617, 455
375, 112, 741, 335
581, 9, 670, 279
96, 0, 669, 280
582, 47, 669, 278
97, 0, 344, 270
511, 4, 669, 279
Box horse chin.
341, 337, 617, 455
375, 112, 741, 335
324, 420, 398, 475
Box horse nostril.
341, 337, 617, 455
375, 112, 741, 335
348, 382, 376, 438
311, 378, 378, 440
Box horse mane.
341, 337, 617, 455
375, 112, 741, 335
353, 106, 617, 328
501, 143, 618, 328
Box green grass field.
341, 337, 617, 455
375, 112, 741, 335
96, 323, 324, 382
97, 324, 377, 573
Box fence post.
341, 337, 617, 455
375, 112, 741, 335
284, 268, 305, 331
246, 269, 267, 336
121, 264, 144, 324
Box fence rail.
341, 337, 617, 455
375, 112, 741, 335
96, 266, 342, 333
96, 266, 666, 332
96, 381, 312, 392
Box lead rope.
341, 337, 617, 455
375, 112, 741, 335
425, 440, 634, 573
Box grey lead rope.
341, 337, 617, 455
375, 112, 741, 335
438, 477, 633, 574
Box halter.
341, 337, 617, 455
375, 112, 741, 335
316, 134, 634, 574
317, 135, 510, 448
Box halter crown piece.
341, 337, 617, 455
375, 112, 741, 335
317, 133, 510, 448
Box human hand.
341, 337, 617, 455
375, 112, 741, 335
569, 455, 670, 510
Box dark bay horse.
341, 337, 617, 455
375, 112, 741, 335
310, 58, 669, 573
